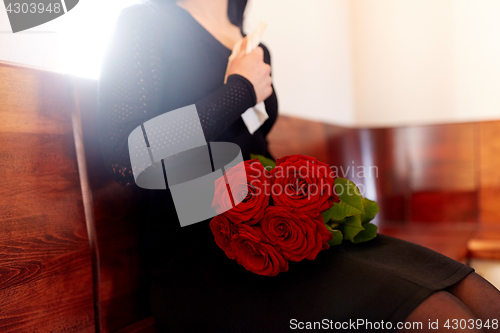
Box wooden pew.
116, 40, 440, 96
0, 62, 95, 331
70, 76, 155, 332
0, 61, 156, 332
268, 116, 500, 262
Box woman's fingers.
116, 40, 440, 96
224, 38, 273, 104
263, 76, 273, 100
251, 46, 265, 60
264, 63, 271, 76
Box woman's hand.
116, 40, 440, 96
225, 38, 273, 104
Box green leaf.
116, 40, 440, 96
329, 201, 362, 221
341, 215, 364, 242
352, 222, 378, 244
335, 178, 364, 213
360, 197, 380, 224
329, 178, 364, 221
250, 153, 276, 171
328, 230, 343, 246
327, 222, 340, 229
325, 224, 343, 246
321, 205, 335, 223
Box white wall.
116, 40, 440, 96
0, 5, 62, 71
246, 0, 500, 127
350, 0, 457, 127
2, 0, 500, 127
244, 0, 355, 126
452, 0, 500, 123
350, 0, 500, 127
0, 0, 135, 77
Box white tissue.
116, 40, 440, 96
227, 21, 269, 135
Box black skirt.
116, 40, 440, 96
148, 221, 474, 332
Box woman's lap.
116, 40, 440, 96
150, 233, 474, 332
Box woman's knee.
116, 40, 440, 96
445, 272, 500, 331
447, 272, 500, 312
400, 291, 482, 332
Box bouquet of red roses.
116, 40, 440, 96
210, 154, 379, 276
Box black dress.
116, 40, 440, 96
98, 2, 474, 332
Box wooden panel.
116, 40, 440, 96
271, 116, 479, 224
478, 121, 500, 225
0, 62, 95, 332
404, 123, 478, 223
323, 126, 411, 223
269, 115, 484, 260
409, 191, 477, 223
267, 115, 331, 162
405, 124, 476, 192
71, 77, 154, 332
467, 229, 500, 261
363, 128, 409, 223
327, 122, 478, 225
379, 223, 476, 262
466, 121, 500, 260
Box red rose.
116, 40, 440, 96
210, 214, 238, 259
230, 224, 289, 276
212, 160, 271, 224
270, 154, 339, 214
261, 206, 333, 261
306, 211, 334, 251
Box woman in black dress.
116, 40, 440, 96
98, 0, 500, 331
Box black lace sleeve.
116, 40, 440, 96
97, 4, 257, 186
